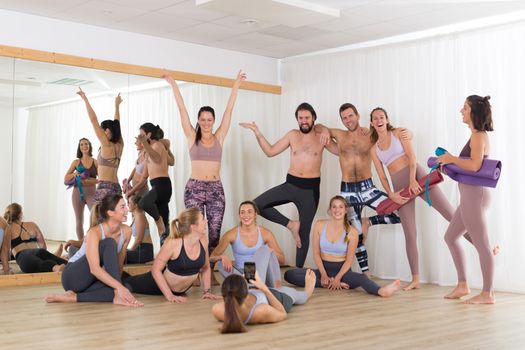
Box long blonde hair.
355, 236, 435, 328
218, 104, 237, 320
169, 208, 201, 240
329, 196, 351, 243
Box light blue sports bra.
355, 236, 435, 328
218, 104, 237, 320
132, 222, 150, 238
375, 132, 405, 166
319, 224, 347, 256
0, 228, 4, 246
232, 226, 263, 270
244, 290, 268, 324
69, 224, 125, 263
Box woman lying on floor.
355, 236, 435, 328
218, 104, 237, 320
123, 208, 221, 302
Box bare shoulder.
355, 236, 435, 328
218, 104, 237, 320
313, 219, 328, 232
222, 227, 238, 241
121, 224, 133, 239
330, 128, 347, 138
212, 302, 225, 321
260, 226, 275, 239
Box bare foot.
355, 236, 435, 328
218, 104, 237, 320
304, 269, 316, 298
378, 279, 401, 297
45, 290, 76, 303
52, 264, 65, 273
444, 282, 470, 299
286, 220, 301, 248
113, 293, 143, 307
156, 217, 166, 236
492, 245, 500, 256
464, 291, 495, 305
53, 243, 64, 257
402, 278, 420, 291
361, 217, 370, 242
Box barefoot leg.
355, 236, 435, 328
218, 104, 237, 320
464, 291, 495, 304
53, 243, 64, 257
378, 279, 401, 297
444, 281, 471, 299
44, 290, 77, 303
286, 220, 301, 248
403, 275, 420, 291
155, 217, 166, 236
304, 269, 316, 298
361, 217, 370, 242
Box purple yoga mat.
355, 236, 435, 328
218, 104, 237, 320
427, 157, 501, 188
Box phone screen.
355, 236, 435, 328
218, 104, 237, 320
244, 262, 256, 282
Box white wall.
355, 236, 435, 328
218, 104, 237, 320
0, 9, 279, 85
0, 105, 13, 207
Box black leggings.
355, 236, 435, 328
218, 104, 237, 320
254, 174, 320, 267
124, 271, 189, 296
15, 249, 67, 273
125, 243, 154, 264
61, 239, 121, 302
284, 260, 380, 295
139, 177, 172, 236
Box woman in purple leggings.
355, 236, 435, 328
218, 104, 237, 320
163, 71, 245, 275
437, 95, 495, 304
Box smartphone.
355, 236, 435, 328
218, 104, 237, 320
244, 262, 256, 282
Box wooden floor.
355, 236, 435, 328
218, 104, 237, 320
1, 278, 524, 350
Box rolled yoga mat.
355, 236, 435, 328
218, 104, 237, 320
427, 157, 501, 188
376, 171, 444, 215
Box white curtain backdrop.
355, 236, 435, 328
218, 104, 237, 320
15, 83, 288, 257
280, 20, 525, 292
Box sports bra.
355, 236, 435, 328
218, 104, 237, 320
69, 224, 125, 263
135, 161, 145, 175
319, 224, 347, 256
166, 239, 206, 276
97, 144, 121, 168
244, 290, 268, 324
232, 226, 264, 270
375, 132, 405, 166
79, 159, 97, 178
131, 221, 150, 237
459, 140, 489, 158
189, 137, 222, 162
10, 223, 38, 250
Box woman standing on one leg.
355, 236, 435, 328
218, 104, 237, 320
210, 201, 285, 287
125, 195, 153, 264
64, 138, 98, 240
124, 208, 221, 302
136, 123, 172, 242
77, 88, 124, 202
437, 95, 495, 304
285, 196, 400, 297
163, 71, 246, 262
369, 107, 474, 290
45, 194, 142, 307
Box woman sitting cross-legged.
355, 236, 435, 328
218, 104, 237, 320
123, 208, 221, 302
212, 270, 316, 332
284, 195, 400, 297
45, 194, 142, 307
210, 200, 285, 288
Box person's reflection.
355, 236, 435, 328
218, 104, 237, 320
3, 203, 66, 273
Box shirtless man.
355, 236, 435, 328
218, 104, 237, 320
136, 123, 174, 244
240, 102, 337, 267
321, 103, 402, 275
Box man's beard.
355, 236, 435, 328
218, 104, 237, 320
346, 123, 359, 132
300, 122, 314, 134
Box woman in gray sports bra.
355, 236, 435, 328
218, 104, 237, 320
45, 194, 142, 307
212, 270, 316, 333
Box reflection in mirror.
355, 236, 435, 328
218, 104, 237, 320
4, 58, 281, 276
0, 56, 14, 207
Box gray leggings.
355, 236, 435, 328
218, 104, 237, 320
284, 260, 381, 295
218, 245, 281, 287
61, 238, 121, 302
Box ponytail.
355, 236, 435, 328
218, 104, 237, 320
90, 203, 101, 228
167, 208, 201, 241
222, 293, 246, 334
